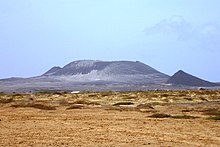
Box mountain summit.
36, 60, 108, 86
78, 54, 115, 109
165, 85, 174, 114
43, 60, 166, 76
42, 60, 169, 84
167, 70, 217, 87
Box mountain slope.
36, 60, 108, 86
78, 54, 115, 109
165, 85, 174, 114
167, 70, 217, 87
43, 66, 62, 76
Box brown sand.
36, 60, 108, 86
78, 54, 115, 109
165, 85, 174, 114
0, 91, 220, 146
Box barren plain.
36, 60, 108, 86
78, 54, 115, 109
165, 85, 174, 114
0, 90, 220, 146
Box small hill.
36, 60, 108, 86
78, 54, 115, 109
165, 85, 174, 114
167, 70, 217, 87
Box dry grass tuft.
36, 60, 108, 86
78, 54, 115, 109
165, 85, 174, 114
148, 113, 171, 118
66, 104, 84, 110
171, 115, 199, 119
201, 108, 220, 116
100, 91, 114, 97
112, 102, 134, 106
72, 99, 91, 105
72, 99, 100, 105
0, 98, 13, 103
59, 99, 70, 106
182, 109, 194, 112
103, 105, 138, 112
207, 115, 220, 120
136, 103, 154, 109
11, 103, 56, 110
148, 113, 199, 119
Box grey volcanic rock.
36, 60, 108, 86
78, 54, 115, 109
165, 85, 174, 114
167, 70, 217, 87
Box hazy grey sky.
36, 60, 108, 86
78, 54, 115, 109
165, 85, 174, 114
0, 0, 220, 81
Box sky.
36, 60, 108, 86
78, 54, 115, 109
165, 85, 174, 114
0, 0, 220, 82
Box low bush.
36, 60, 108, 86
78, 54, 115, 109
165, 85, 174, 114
148, 113, 171, 118
207, 115, 220, 120
72, 99, 100, 105
59, 99, 70, 106
11, 103, 56, 110
202, 108, 220, 116
171, 115, 199, 119
112, 102, 134, 106
66, 105, 84, 110
136, 103, 154, 109
148, 113, 199, 119
0, 98, 13, 103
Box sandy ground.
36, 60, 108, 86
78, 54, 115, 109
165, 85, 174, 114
0, 91, 220, 146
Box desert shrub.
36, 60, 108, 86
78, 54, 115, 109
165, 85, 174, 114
160, 94, 169, 97
112, 102, 134, 106
200, 97, 209, 102
71, 99, 100, 105
184, 97, 193, 101
182, 109, 194, 112
0, 98, 13, 103
100, 91, 114, 97
11, 103, 56, 110
122, 96, 137, 100
148, 113, 198, 119
29, 103, 56, 110
59, 99, 70, 106
103, 105, 138, 112
87, 94, 98, 97
171, 115, 199, 119
66, 105, 84, 110
136, 103, 154, 109
11, 93, 23, 97
202, 108, 220, 116
148, 113, 171, 118
178, 94, 187, 97
72, 99, 89, 104
88, 101, 101, 105
207, 115, 220, 120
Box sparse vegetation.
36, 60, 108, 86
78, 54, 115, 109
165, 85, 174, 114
0, 98, 13, 103
112, 102, 134, 106
136, 103, 154, 109
100, 91, 114, 97
148, 113, 171, 118
72, 99, 91, 105
59, 99, 70, 106
171, 115, 199, 119
0, 90, 219, 119
182, 109, 194, 112
71, 99, 101, 105
207, 115, 220, 120
202, 108, 220, 116
66, 104, 84, 110
148, 113, 199, 119
11, 103, 56, 110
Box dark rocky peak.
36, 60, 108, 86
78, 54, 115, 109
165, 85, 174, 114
167, 70, 217, 87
